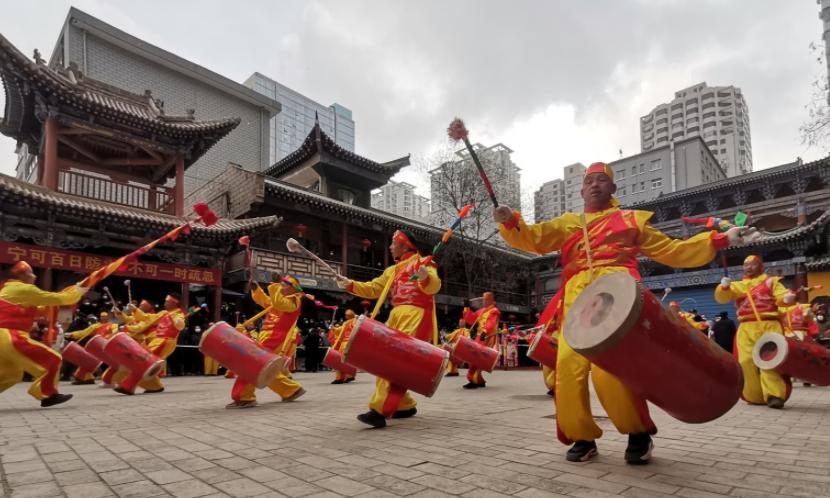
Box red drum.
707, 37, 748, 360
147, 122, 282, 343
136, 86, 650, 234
564, 272, 743, 424
753, 333, 830, 386
342, 316, 448, 397
451, 336, 499, 373
323, 348, 357, 376
85, 336, 116, 366
62, 341, 102, 376
104, 332, 165, 382
527, 326, 557, 369
443, 342, 464, 366
200, 322, 284, 388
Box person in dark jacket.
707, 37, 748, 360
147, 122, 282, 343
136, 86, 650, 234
304, 328, 322, 372
712, 311, 737, 353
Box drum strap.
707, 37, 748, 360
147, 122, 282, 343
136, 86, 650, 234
579, 213, 595, 281
744, 281, 765, 323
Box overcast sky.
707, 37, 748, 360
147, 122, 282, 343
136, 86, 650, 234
0, 0, 825, 204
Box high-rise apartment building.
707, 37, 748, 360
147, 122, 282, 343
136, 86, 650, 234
245, 73, 355, 165
612, 137, 725, 205
371, 181, 431, 223
562, 163, 587, 213
429, 143, 520, 229
640, 82, 752, 177
534, 179, 565, 222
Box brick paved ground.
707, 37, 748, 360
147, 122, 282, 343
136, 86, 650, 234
1, 370, 829, 498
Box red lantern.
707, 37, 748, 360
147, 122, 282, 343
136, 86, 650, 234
361, 238, 372, 251
295, 223, 308, 238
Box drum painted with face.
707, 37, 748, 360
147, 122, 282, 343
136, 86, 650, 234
451, 335, 499, 373
200, 322, 284, 388
753, 333, 830, 386
104, 332, 165, 382
564, 272, 743, 424
342, 316, 448, 397
323, 348, 357, 377
526, 326, 557, 369
62, 341, 102, 376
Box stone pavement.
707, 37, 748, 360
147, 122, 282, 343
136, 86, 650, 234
1, 369, 829, 498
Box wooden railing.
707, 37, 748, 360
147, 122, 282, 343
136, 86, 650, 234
57, 169, 175, 213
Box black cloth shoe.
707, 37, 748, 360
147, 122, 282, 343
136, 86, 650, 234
71, 379, 95, 385
40, 393, 73, 408
143, 387, 164, 394
113, 387, 134, 396
445, 372, 459, 377
766, 396, 785, 409
392, 408, 417, 419
625, 433, 653, 464
357, 410, 387, 428
344, 377, 355, 383
803, 382, 812, 387
331, 380, 344, 384
546, 389, 555, 397
283, 387, 306, 402
462, 382, 481, 389
566, 440, 598, 462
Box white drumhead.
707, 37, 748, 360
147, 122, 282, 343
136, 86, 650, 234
752, 333, 788, 371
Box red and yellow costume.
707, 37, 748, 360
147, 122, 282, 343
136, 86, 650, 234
346, 250, 441, 417
0, 277, 82, 400
780, 303, 815, 341
331, 311, 358, 382
118, 304, 185, 393
68, 316, 117, 381
499, 168, 729, 444
462, 303, 501, 385
445, 325, 470, 375
715, 265, 792, 404
669, 302, 708, 334
231, 283, 304, 402
538, 289, 564, 394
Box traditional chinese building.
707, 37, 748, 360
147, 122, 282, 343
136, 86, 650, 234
187, 121, 536, 326
0, 34, 280, 320
534, 156, 830, 318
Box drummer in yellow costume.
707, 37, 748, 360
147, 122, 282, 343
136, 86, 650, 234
462, 292, 501, 388
780, 300, 814, 341
336, 229, 441, 428
445, 318, 469, 377
0, 261, 85, 407
226, 276, 306, 408
115, 293, 185, 395
668, 301, 708, 334
496, 162, 758, 464
65, 311, 117, 384
715, 255, 795, 408
102, 299, 155, 388
330, 309, 358, 384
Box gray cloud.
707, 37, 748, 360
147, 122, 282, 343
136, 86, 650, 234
0, 0, 823, 204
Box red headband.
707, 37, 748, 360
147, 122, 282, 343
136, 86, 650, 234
393, 230, 416, 251
10, 261, 32, 276
585, 162, 614, 181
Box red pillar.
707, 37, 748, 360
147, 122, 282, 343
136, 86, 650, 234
213, 282, 222, 324
181, 283, 190, 311
341, 224, 348, 274
174, 156, 185, 216
43, 116, 59, 190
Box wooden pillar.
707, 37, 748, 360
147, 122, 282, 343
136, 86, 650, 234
181, 283, 190, 311
383, 234, 389, 267
341, 224, 348, 273
797, 199, 807, 226
42, 116, 59, 191
213, 283, 222, 323
174, 156, 185, 216
40, 268, 53, 291
534, 276, 542, 308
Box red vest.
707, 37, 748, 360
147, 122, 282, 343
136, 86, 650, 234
152, 310, 183, 339
0, 298, 36, 330
390, 254, 434, 309
736, 279, 777, 320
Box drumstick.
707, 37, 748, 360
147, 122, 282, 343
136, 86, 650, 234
661, 288, 672, 302
124, 280, 133, 304
286, 238, 343, 278
102, 286, 119, 310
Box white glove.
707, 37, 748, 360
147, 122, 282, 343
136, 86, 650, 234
720, 277, 731, 289
493, 206, 514, 224
413, 266, 429, 282
335, 276, 352, 289
726, 226, 761, 248
74, 284, 89, 295
783, 293, 796, 305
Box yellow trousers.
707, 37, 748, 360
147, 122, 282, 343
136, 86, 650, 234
543, 365, 555, 391
137, 337, 178, 392
368, 304, 431, 416
736, 320, 789, 404
556, 333, 654, 443
233, 372, 302, 402
0, 328, 61, 400
446, 361, 459, 374
204, 356, 219, 376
